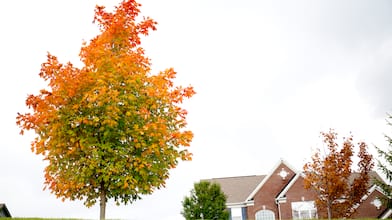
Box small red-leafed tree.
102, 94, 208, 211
303, 129, 373, 220
16, 1, 195, 219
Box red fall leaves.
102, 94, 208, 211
303, 129, 374, 219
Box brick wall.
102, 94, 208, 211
279, 175, 319, 219
352, 189, 388, 218
247, 163, 296, 220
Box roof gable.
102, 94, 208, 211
349, 184, 392, 218
246, 159, 298, 201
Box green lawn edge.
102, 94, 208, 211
0, 218, 84, 220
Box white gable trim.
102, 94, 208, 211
363, 184, 382, 201
246, 159, 298, 201
276, 172, 304, 200
381, 209, 392, 219
279, 158, 299, 174
227, 200, 254, 208
358, 184, 389, 204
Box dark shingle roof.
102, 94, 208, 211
348, 171, 383, 185
204, 175, 266, 204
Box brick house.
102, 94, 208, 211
205, 159, 391, 220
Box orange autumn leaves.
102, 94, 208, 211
303, 129, 373, 219
16, 0, 195, 213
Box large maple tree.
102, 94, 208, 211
303, 129, 373, 220
16, 1, 195, 219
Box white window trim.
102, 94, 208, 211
291, 200, 317, 219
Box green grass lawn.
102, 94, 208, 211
0, 218, 84, 220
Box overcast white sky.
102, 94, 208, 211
1, 0, 392, 219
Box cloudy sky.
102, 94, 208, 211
1, 0, 392, 219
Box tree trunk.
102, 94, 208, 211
327, 202, 331, 220
100, 182, 106, 220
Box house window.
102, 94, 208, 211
255, 209, 275, 220
291, 201, 317, 219
231, 207, 242, 220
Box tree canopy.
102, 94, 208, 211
16, 1, 195, 219
182, 181, 229, 220
303, 129, 373, 219
375, 114, 392, 208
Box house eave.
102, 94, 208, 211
227, 200, 254, 208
